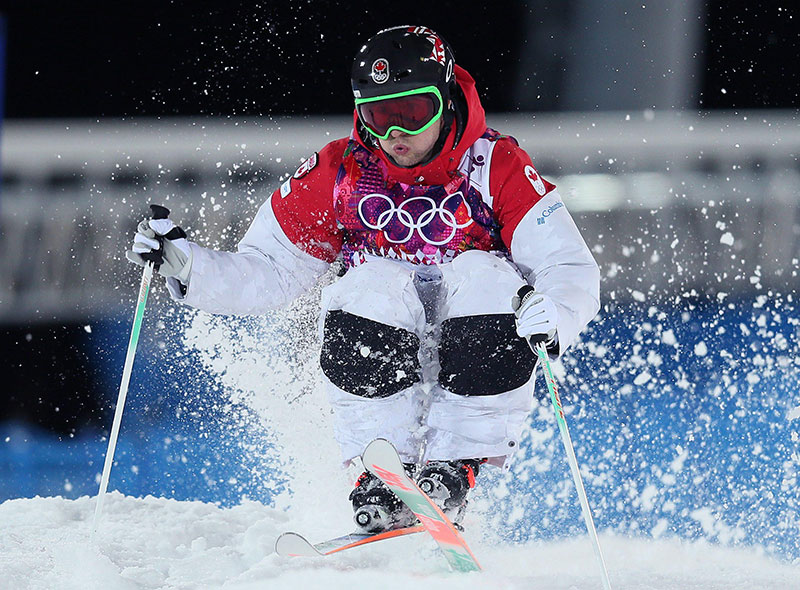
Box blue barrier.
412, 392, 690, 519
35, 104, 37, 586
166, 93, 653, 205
1, 296, 798, 562
491, 296, 800, 560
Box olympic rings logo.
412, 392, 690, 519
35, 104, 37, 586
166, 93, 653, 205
357, 192, 474, 246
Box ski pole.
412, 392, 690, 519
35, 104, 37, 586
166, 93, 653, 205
536, 341, 612, 590
92, 204, 170, 534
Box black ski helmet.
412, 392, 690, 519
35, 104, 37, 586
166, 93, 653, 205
351, 26, 456, 105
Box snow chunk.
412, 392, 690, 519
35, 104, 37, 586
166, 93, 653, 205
788, 406, 800, 421
640, 484, 659, 511
670, 446, 689, 472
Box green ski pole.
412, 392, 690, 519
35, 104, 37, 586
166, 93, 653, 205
535, 340, 612, 590
92, 204, 170, 534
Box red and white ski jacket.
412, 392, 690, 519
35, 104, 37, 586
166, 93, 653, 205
171, 66, 600, 354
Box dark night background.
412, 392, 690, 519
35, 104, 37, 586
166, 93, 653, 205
4, 1, 799, 121
1, 1, 798, 437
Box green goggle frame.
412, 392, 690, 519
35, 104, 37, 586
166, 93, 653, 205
355, 86, 444, 140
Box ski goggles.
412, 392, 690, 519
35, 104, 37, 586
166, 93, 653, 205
355, 86, 444, 140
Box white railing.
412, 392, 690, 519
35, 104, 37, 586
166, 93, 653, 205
1, 111, 798, 322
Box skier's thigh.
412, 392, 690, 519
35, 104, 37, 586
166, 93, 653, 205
438, 250, 536, 396
319, 259, 426, 399
319, 260, 427, 462
425, 251, 537, 461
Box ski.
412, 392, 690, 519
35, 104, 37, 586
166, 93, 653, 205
361, 438, 482, 572
275, 525, 424, 557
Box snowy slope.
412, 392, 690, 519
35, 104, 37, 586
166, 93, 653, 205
1, 492, 798, 590
3, 282, 800, 588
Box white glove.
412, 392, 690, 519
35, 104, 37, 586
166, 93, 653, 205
511, 285, 558, 348
126, 217, 193, 285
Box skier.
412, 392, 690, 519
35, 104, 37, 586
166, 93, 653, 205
127, 26, 600, 533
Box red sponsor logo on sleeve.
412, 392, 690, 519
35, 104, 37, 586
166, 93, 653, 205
293, 152, 319, 179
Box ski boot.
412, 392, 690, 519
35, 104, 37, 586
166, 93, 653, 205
350, 468, 417, 533
416, 459, 483, 527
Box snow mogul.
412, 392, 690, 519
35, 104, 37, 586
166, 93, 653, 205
127, 26, 600, 533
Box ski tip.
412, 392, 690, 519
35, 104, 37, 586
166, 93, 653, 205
274, 532, 322, 557
364, 438, 392, 452
362, 438, 402, 471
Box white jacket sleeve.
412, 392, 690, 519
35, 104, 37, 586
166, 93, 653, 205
166, 196, 330, 315
509, 190, 600, 355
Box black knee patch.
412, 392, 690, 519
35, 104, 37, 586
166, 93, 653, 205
438, 314, 537, 396
321, 310, 421, 399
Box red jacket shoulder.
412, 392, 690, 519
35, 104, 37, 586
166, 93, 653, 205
489, 137, 557, 247
269, 138, 348, 262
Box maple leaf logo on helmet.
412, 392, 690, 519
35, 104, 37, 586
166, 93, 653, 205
371, 58, 390, 84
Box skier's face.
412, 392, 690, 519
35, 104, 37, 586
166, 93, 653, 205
378, 117, 443, 167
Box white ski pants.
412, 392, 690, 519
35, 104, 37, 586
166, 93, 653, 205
319, 250, 537, 467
